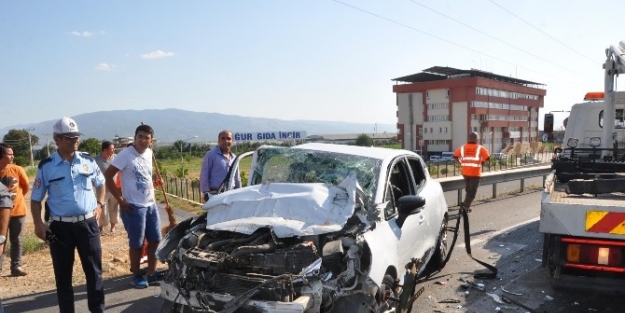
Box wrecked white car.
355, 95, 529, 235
156, 143, 449, 313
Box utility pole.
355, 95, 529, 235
43, 133, 52, 157
27, 128, 34, 167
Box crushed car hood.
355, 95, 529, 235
201, 172, 359, 237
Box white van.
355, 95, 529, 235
441, 152, 454, 162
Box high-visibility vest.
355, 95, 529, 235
459, 144, 485, 177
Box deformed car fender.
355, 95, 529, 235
362, 219, 401, 287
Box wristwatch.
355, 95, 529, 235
97, 201, 105, 208
0, 235, 6, 244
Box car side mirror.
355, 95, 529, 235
396, 195, 426, 215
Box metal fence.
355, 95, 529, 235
427, 151, 553, 179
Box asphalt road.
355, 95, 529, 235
4, 184, 622, 313
412, 191, 623, 313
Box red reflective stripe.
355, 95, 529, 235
563, 263, 625, 273
586, 212, 625, 233
561, 236, 625, 247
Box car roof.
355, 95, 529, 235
294, 143, 413, 161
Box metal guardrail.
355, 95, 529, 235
438, 165, 553, 205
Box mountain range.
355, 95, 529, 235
1, 109, 396, 144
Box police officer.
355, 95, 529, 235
31, 117, 106, 313
453, 132, 490, 213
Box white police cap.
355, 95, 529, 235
53, 117, 82, 137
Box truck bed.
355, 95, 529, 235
540, 171, 625, 239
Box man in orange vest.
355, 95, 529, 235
453, 132, 490, 213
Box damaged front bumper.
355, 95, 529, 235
160, 281, 318, 313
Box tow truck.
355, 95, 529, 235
540, 40, 625, 293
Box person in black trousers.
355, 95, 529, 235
30, 117, 106, 313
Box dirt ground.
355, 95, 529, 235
0, 191, 151, 299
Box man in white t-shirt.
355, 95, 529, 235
104, 124, 163, 289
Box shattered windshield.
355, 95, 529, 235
250, 146, 381, 198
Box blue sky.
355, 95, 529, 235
1, 0, 624, 129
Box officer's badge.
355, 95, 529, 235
34, 178, 41, 189
82, 164, 90, 174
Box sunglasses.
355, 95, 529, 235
63, 135, 79, 140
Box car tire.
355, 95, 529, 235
429, 216, 449, 270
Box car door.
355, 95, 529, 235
406, 156, 441, 261
389, 157, 429, 266
222, 150, 255, 192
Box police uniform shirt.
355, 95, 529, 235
31, 151, 105, 217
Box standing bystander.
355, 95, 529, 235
0, 143, 30, 276
30, 117, 106, 313
453, 132, 490, 213
0, 182, 15, 312
199, 130, 241, 202
104, 124, 163, 289
95, 141, 120, 234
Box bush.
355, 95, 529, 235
440, 168, 448, 175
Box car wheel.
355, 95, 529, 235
429, 216, 449, 270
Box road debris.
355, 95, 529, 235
501, 286, 522, 296
501, 295, 537, 313
438, 299, 460, 304
486, 293, 503, 304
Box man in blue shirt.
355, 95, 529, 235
200, 130, 241, 201
31, 117, 106, 313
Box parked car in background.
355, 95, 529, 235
492, 153, 508, 160
429, 155, 442, 163
156, 143, 449, 313
440, 152, 454, 162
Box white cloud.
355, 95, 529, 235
94, 63, 114, 71
70, 31, 94, 37
141, 50, 175, 60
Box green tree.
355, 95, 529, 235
2, 129, 39, 165
355, 134, 373, 147
79, 138, 101, 155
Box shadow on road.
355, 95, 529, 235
3, 274, 164, 313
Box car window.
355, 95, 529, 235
406, 157, 426, 192
384, 158, 415, 219
249, 146, 382, 198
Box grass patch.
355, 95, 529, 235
20, 234, 48, 254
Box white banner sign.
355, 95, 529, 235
234, 131, 307, 142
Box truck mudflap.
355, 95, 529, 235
550, 272, 625, 295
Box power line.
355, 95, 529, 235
407, 0, 584, 75
331, 0, 590, 87
332, 0, 553, 79
486, 0, 597, 64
